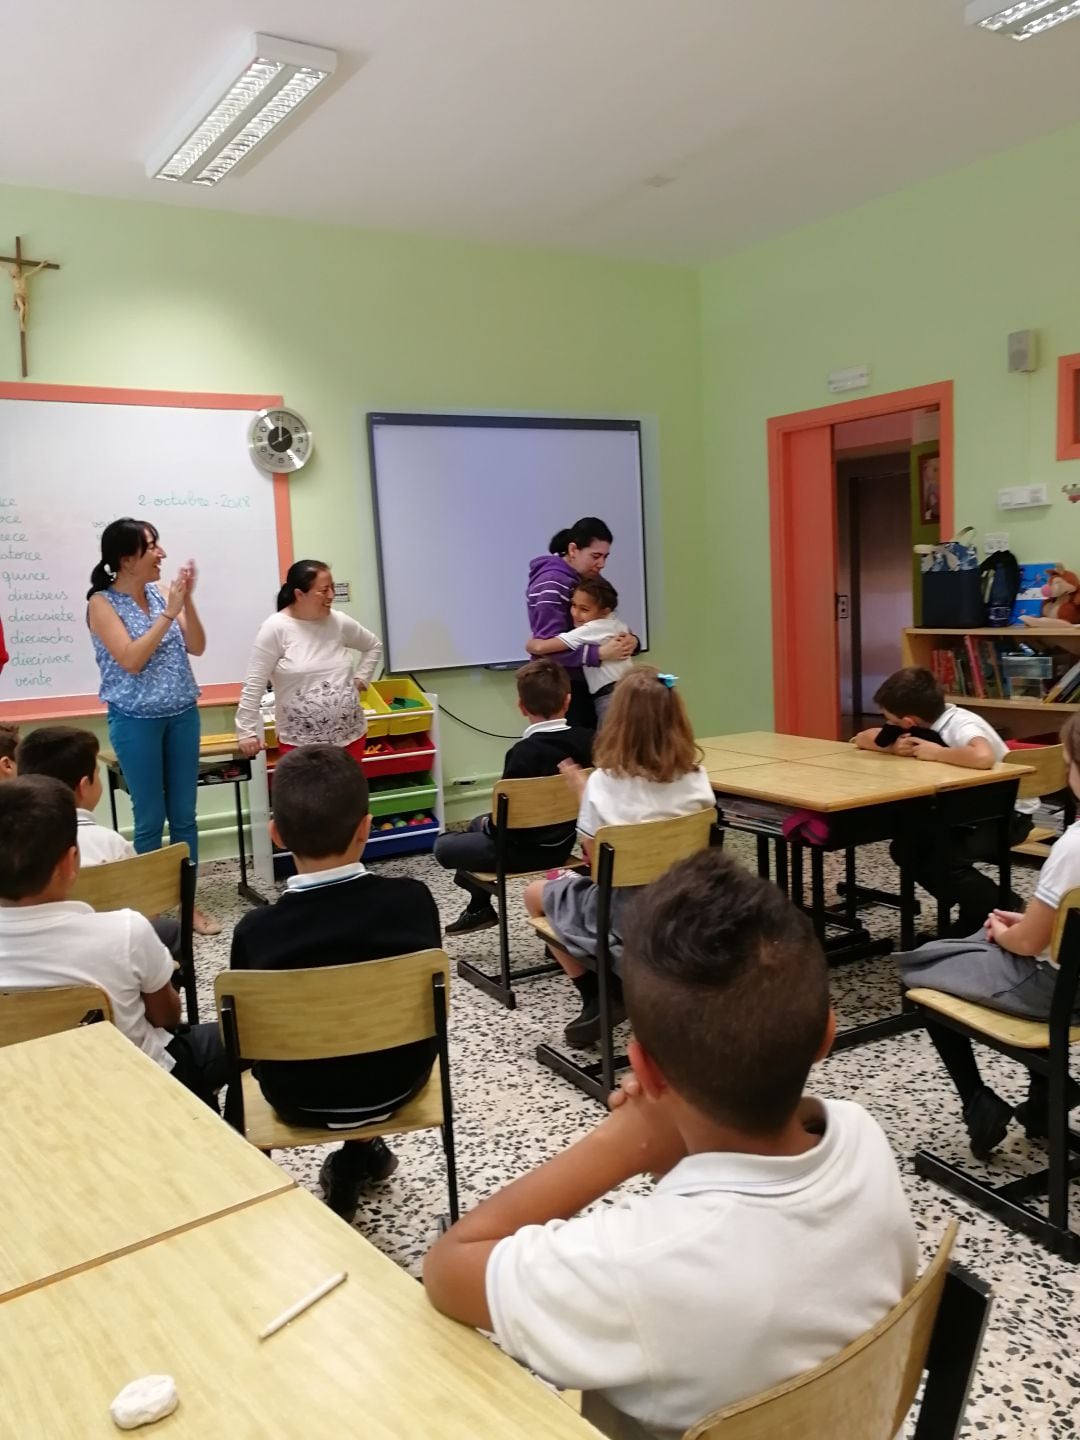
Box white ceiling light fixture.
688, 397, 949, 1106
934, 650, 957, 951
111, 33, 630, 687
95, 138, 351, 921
148, 34, 337, 186
965, 0, 1080, 41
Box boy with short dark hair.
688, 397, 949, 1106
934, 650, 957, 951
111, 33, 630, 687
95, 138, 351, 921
434, 659, 593, 935
0, 776, 225, 1106
17, 725, 180, 957
854, 665, 1032, 933
17, 726, 134, 864
230, 744, 442, 1223
0, 722, 19, 780
424, 852, 917, 1439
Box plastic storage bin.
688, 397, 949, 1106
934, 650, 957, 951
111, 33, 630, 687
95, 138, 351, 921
368, 773, 438, 819
361, 733, 437, 781
371, 677, 433, 736
360, 686, 393, 737
364, 809, 440, 859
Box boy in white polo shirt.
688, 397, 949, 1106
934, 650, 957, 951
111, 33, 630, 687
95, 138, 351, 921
0, 776, 225, 1107
424, 851, 917, 1439
854, 665, 1034, 934
526, 576, 632, 724
16, 725, 180, 958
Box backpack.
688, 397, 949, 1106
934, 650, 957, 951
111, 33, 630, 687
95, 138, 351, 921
980, 549, 1021, 627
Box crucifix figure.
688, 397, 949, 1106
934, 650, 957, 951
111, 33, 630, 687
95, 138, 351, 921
0, 236, 60, 378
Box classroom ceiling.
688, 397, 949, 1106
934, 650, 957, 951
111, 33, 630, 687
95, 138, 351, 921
6, 0, 1080, 263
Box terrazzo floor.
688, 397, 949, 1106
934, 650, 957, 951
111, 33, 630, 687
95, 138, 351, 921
191, 830, 1080, 1439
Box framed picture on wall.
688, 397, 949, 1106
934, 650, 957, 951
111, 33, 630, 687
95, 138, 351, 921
918, 451, 941, 524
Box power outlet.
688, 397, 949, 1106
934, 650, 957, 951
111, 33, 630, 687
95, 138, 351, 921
985, 532, 1010, 554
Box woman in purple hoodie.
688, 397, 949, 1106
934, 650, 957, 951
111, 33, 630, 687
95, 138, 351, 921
526, 517, 637, 727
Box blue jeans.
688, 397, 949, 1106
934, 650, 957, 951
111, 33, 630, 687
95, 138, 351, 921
107, 705, 201, 865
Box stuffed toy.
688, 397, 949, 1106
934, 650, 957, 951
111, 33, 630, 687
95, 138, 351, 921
1042, 568, 1080, 624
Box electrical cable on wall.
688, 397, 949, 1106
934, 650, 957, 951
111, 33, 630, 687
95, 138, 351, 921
408, 673, 520, 740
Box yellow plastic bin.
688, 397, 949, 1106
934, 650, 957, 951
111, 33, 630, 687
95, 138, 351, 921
360, 685, 393, 738
372, 677, 434, 736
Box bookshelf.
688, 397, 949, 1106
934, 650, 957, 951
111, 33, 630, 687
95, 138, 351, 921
902, 627, 1080, 738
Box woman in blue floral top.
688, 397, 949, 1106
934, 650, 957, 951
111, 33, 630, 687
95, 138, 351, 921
87, 518, 218, 934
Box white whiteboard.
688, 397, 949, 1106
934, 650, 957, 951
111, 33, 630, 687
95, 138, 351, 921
368, 416, 648, 671
0, 391, 289, 716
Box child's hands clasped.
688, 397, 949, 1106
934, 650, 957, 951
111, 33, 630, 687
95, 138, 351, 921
605, 1072, 687, 1180
985, 908, 1023, 943
896, 736, 945, 761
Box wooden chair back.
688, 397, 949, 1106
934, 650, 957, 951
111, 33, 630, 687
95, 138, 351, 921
490, 773, 591, 829
70, 842, 190, 917
592, 807, 717, 888
0, 985, 113, 1048
1004, 745, 1066, 801
214, 949, 449, 1062
1050, 887, 1080, 963
683, 1223, 958, 1440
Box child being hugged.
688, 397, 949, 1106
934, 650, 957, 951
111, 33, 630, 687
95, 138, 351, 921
524, 666, 714, 1047
526, 577, 632, 724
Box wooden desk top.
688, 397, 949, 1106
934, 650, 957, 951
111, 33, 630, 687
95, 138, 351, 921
0, 1188, 602, 1439
0, 1025, 293, 1301
697, 732, 853, 761
695, 746, 776, 772
793, 749, 1033, 791
703, 759, 941, 811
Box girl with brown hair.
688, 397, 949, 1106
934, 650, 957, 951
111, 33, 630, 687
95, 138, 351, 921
524, 667, 714, 1045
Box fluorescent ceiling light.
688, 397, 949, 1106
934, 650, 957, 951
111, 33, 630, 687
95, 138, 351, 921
148, 34, 337, 185
965, 0, 1080, 40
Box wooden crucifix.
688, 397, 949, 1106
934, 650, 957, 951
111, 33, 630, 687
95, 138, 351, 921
0, 236, 60, 378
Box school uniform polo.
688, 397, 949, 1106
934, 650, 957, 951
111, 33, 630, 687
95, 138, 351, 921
930, 704, 1037, 816
229, 862, 442, 1124
486, 1098, 917, 1440
76, 808, 136, 865
0, 901, 175, 1068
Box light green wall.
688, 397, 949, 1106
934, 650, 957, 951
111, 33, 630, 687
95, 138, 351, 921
700, 120, 1080, 731
0, 184, 705, 843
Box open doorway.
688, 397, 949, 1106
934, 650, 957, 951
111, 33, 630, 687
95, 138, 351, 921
835, 409, 941, 738
767, 382, 953, 739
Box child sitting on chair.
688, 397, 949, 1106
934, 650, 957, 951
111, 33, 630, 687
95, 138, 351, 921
425, 851, 917, 1439
526, 577, 632, 724
434, 660, 592, 936
0, 776, 225, 1106
896, 710, 1080, 1159
524, 667, 714, 1047
854, 666, 1033, 934
16, 726, 181, 959
230, 744, 442, 1223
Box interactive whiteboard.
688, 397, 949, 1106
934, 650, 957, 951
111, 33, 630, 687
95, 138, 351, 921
0, 384, 292, 718
367, 414, 648, 671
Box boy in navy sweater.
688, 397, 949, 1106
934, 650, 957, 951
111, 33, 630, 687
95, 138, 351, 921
230, 745, 441, 1223
434, 660, 593, 935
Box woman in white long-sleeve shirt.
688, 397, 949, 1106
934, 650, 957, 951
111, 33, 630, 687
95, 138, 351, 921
235, 559, 383, 762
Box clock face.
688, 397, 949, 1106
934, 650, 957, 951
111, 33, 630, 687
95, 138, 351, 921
248, 408, 313, 474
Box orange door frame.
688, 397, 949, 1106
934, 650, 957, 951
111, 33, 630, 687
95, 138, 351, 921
767, 381, 954, 738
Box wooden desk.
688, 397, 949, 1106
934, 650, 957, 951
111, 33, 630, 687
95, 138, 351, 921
0, 1188, 602, 1439
699, 758, 940, 811
0, 1025, 293, 1302
697, 731, 851, 761
793, 748, 1033, 792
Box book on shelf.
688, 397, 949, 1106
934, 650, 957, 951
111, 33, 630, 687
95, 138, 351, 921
922, 636, 1080, 704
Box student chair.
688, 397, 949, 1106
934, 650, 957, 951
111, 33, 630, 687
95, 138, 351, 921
530, 807, 718, 1104
457, 774, 589, 1010
907, 891, 1080, 1261
0, 985, 113, 1048
682, 1222, 989, 1440
70, 842, 198, 1023
215, 949, 459, 1225
1005, 744, 1068, 862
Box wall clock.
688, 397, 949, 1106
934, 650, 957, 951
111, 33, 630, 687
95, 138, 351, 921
248, 407, 313, 474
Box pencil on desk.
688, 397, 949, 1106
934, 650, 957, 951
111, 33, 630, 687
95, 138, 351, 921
258, 1271, 348, 1340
